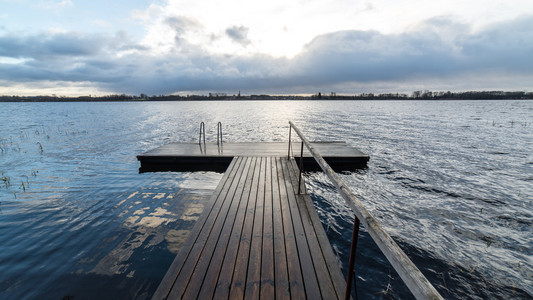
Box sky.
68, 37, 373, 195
0, 0, 532, 96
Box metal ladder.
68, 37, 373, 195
199, 122, 224, 153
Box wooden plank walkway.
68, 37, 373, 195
138, 142, 369, 172
152, 156, 346, 300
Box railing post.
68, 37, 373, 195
288, 124, 292, 159
199, 122, 205, 145
345, 217, 361, 300
298, 141, 304, 194
217, 122, 223, 145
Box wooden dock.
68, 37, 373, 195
144, 122, 442, 300
152, 156, 346, 300
137, 142, 369, 172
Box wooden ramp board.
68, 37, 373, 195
138, 142, 369, 172
152, 156, 346, 300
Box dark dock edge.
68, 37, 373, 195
138, 156, 235, 173
138, 156, 368, 173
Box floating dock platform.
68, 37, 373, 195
137, 142, 369, 172
138, 140, 370, 299
139, 120, 442, 299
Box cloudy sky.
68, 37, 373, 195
1, 0, 532, 96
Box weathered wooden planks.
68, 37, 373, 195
151, 157, 240, 300
152, 156, 346, 300
284, 158, 345, 299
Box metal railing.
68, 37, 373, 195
198, 122, 223, 154
199, 122, 206, 145
287, 121, 443, 300
198, 121, 223, 145
217, 121, 223, 145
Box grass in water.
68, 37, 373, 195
1, 174, 10, 188
37, 142, 43, 154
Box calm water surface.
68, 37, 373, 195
0, 100, 531, 299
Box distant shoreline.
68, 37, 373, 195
1, 99, 532, 103
1, 90, 532, 102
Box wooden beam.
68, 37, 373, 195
289, 121, 443, 300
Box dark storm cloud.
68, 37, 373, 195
459, 16, 533, 71
225, 25, 250, 45
291, 15, 533, 85
1, 15, 532, 94
0, 33, 104, 59
95, 53, 289, 95
291, 30, 458, 84
0, 31, 142, 61
0, 31, 143, 83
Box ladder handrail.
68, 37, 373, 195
288, 121, 443, 300
199, 122, 206, 145
217, 122, 223, 145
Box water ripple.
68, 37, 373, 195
0, 100, 531, 299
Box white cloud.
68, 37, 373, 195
132, 0, 533, 58
0, 79, 102, 96
0, 56, 30, 64
2, 15, 533, 96
37, 0, 73, 10
1, 0, 533, 95
57, 0, 72, 7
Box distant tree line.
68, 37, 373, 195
1, 90, 532, 102
312, 90, 533, 100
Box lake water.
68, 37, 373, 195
0, 100, 531, 299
